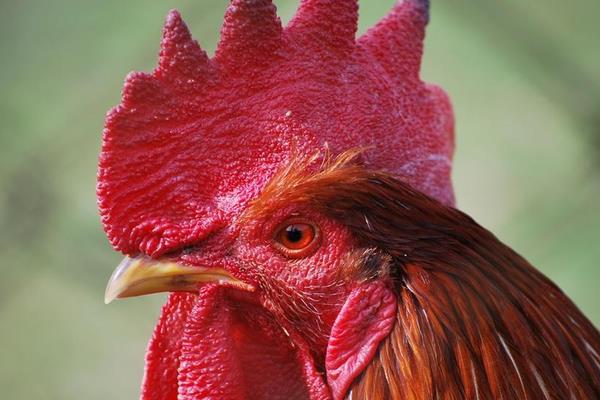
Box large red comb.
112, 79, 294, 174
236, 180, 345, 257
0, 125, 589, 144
97, 0, 454, 256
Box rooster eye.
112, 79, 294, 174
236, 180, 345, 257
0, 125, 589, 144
273, 219, 320, 258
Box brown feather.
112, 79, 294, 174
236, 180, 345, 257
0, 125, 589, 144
248, 150, 600, 399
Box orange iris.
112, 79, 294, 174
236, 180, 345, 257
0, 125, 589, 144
273, 220, 320, 258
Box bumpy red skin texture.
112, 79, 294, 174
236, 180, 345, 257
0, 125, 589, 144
147, 286, 327, 400
142, 293, 196, 400
97, 1, 453, 399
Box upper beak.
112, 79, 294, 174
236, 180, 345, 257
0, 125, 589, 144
104, 255, 253, 304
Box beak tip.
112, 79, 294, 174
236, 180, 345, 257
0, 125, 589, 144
104, 281, 120, 304
104, 290, 116, 304
104, 256, 134, 304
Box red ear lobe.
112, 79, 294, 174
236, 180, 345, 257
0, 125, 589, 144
325, 280, 397, 400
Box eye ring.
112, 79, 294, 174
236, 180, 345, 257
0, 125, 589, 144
272, 218, 321, 259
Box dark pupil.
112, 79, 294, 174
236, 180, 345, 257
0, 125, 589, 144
285, 225, 303, 243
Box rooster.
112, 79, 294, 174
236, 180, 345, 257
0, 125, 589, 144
98, 1, 600, 399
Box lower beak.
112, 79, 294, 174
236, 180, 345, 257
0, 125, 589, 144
104, 255, 253, 304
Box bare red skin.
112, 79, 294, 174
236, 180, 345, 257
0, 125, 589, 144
146, 286, 325, 400
97, 1, 451, 399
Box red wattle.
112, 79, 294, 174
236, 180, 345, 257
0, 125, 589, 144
142, 293, 197, 400
142, 286, 330, 400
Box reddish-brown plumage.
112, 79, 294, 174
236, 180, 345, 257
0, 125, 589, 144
257, 152, 600, 399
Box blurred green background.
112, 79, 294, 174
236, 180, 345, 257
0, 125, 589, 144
1, 1, 599, 398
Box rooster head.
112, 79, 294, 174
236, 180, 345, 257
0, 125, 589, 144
98, 1, 454, 399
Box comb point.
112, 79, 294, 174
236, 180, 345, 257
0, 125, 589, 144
157, 9, 210, 83
358, 0, 429, 81
121, 71, 167, 107
215, 0, 283, 69
286, 0, 358, 53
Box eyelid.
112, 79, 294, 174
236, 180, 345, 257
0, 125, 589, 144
271, 217, 321, 259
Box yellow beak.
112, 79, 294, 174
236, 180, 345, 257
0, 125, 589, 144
104, 255, 253, 304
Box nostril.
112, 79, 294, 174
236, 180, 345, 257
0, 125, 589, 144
163, 243, 200, 259
181, 244, 201, 256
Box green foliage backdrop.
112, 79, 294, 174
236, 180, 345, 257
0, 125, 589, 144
0, 1, 598, 398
